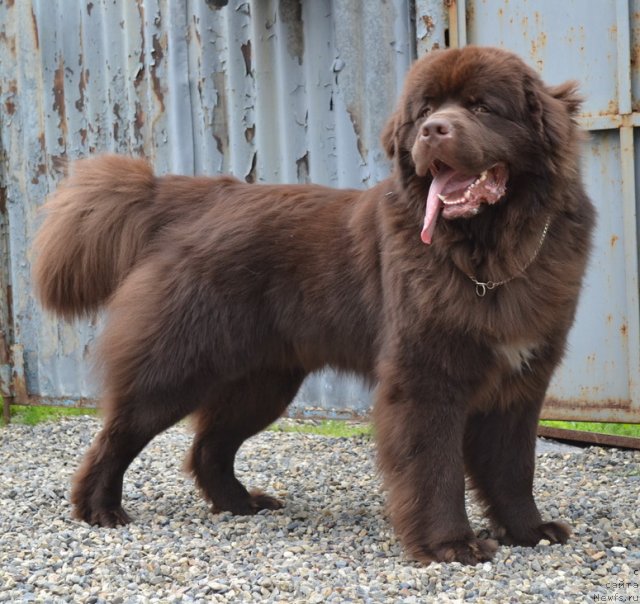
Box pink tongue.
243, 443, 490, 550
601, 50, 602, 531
420, 170, 476, 244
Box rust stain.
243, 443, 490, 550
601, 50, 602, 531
422, 15, 435, 35
113, 94, 123, 141
244, 125, 255, 144
540, 397, 640, 422
75, 64, 87, 112
241, 41, 252, 77
52, 58, 68, 142
30, 162, 47, 185
530, 31, 547, 57
0, 31, 17, 57
30, 6, 39, 49
79, 128, 87, 146
134, 66, 145, 88
4, 79, 17, 115
621, 323, 628, 337
610, 234, 619, 248
0, 327, 9, 365
213, 133, 224, 156
245, 151, 257, 184
134, 101, 145, 142
296, 152, 309, 183
136, 0, 146, 86
6, 0, 15, 8
537, 426, 640, 450
51, 154, 68, 175
150, 34, 166, 112
11, 372, 28, 403
543, 396, 631, 413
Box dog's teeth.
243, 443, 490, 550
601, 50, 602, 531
464, 190, 471, 200
442, 196, 466, 206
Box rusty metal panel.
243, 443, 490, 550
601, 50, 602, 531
3, 0, 638, 423
0, 0, 415, 413
465, 0, 640, 422
0, 178, 11, 398
537, 426, 640, 450
414, 0, 448, 54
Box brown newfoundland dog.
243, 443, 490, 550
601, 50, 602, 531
34, 46, 595, 565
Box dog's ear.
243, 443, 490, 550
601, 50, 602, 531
547, 80, 583, 116
525, 76, 581, 152
381, 111, 399, 159
524, 75, 545, 136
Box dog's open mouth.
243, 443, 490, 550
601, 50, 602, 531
421, 161, 508, 244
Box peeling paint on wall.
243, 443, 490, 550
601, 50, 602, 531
0, 0, 415, 413
2, 0, 636, 421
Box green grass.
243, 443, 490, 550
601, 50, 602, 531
539, 420, 640, 438
270, 419, 372, 438
1, 400, 638, 440
4, 404, 96, 426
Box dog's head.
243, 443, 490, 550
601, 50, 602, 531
382, 46, 581, 243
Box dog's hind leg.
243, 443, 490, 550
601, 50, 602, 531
71, 377, 210, 527
187, 368, 305, 515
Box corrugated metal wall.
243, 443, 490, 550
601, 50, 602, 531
1, 0, 638, 421
0, 0, 415, 414
461, 0, 640, 422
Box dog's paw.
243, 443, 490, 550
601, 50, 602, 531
537, 521, 572, 544
417, 537, 499, 566
248, 489, 284, 512
211, 489, 283, 515
493, 520, 571, 546
73, 502, 132, 527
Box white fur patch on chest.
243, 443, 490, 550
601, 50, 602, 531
497, 342, 538, 372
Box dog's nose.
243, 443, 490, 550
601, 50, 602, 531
421, 118, 453, 141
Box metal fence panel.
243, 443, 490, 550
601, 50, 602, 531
0, 0, 414, 414
1, 0, 639, 422
465, 0, 640, 422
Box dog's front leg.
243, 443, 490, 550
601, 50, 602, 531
373, 349, 498, 566
463, 341, 572, 547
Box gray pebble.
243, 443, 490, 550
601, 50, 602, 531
0, 417, 638, 603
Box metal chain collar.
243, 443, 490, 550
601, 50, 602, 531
467, 216, 552, 297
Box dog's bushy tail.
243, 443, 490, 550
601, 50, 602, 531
33, 155, 160, 320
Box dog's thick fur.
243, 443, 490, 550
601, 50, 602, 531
33, 47, 595, 565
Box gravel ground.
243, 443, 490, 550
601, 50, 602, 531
0, 417, 638, 603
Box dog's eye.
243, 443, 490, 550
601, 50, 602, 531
419, 105, 433, 118
471, 103, 491, 114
